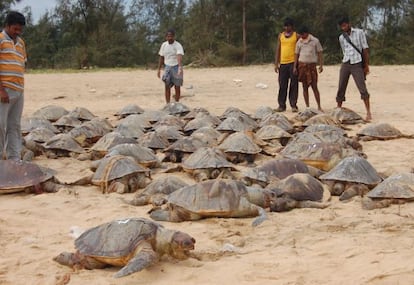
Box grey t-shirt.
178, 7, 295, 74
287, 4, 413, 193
295, 35, 323, 64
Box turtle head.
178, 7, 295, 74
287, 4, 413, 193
269, 197, 298, 212
170, 231, 196, 260
53, 252, 76, 267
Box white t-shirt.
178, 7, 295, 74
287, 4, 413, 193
158, 41, 184, 66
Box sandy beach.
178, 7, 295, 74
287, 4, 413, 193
1, 64, 414, 285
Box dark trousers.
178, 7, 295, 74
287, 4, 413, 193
278, 63, 298, 109
336, 62, 369, 103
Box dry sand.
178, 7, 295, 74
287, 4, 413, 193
1, 65, 414, 285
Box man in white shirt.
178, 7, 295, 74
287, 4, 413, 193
336, 16, 372, 121
157, 29, 184, 103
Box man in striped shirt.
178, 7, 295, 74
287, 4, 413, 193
0, 11, 26, 160
336, 16, 372, 121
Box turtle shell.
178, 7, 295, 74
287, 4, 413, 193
140, 110, 168, 123
44, 133, 85, 154
258, 113, 294, 133
319, 156, 382, 185
216, 116, 257, 132
32, 105, 69, 122
161, 102, 190, 116
107, 143, 160, 168
166, 179, 253, 216
24, 127, 56, 143
184, 113, 221, 133
21, 117, 59, 135
92, 155, 150, 185
367, 172, 414, 199
90, 132, 137, 153
153, 115, 185, 131
218, 132, 261, 154
138, 132, 170, 150
252, 106, 273, 120
190, 126, 221, 146
293, 108, 323, 123
53, 115, 82, 130
154, 125, 184, 141
302, 114, 340, 127
0, 160, 53, 193
329, 107, 364, 124
182, 147, 233, 171
165, 136, 207, 153
357, 123, 405, 140
267, 173, 328, 202
68, 107, 96, 121
242, 158, 310, 184
116, 114, 151, 130
75, 218, 159, 263
255, 125, 292, 141
115, 104, 145, 118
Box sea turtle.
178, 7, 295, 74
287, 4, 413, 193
69, 118, 113, 147
0, 160, 62, 194
190, 126, 221, 146
138, 131, 170, 151
53, 217, 195, 278
252, 106, 274, 121
258, 113, 295, 133
182, 147, 235, 181
163, 136, 207, 163
183, 113, 221, 134
356, 122, 414, 141
82, 132, 137, 160
216, 115, 257, 133
301, 113, 341, 129
53, 114, 82, 132
107, 143, 161, 168
140, 110, 168, 124
127, 176, 189, 206
67, 106, 96, 121
241, 158, 322, 187
114, 104, 145, 119
43, 133, 85, 158
91, 155, 152, 193
21, 117, 59, 135
149, 179, 270, 226
154, 125, 184, 142
266, 173, 331, 212
329, 107, 364, 124
153, 115, 185, 131
319, 156, 382, 200
161, 102, 191, 116
218, 131, 262, 164
32, 105, 69, 122
292, 107, 323, 124
255, 124, 292, 146
182, 107, 210, 121
362, 172, 414, 209
115, 117, 145, 139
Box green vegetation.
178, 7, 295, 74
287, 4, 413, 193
3, 0, 414, 69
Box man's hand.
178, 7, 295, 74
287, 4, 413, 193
157, 69, 161, 78
274, 64, 280, 73
318, 66, 323, 73
177, 66, 183, 76
364, 65, 370, 77
0, 89, 9, 104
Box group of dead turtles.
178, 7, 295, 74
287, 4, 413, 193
2, 102, 414, 278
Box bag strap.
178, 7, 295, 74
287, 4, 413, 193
342, 32, 362, 55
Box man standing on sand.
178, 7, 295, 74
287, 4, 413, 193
293, 25, 324, 111
157, 29, 184, 104
336, 16, 372, 121
0, 11, 26, 160
274, 17, 299, 113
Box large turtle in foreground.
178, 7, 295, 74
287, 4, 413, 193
362, 172, 414, 210
53, 217, 195, 278
149, 179, 271, 226
266, 173, 331, 212
0, 160, 62, 194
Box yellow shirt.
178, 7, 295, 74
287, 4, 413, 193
279, 32, 297, 64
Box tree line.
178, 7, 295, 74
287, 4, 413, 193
2, 0, 413, 69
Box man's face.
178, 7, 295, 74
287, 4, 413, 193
166, 32, 175, 44
284, 24, 293, 33
300, 32, 309, 39
5, 24, 24, 40
340, 22, 350, 33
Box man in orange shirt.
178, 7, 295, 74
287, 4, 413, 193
274, 18, 299, 113
0, 11, 26, 160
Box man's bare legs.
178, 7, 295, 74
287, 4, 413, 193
174, 86, 181, 102
363, 98, 372, 121
302, 83, 310, 108
310, 82, 322, 111
165, 86, 172, 103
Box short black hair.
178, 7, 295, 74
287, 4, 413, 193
5, 11, 26, 26
298, 25, 310, 34
283, 17, 295, 27
166, 28, 175, 36
338, 16, 349, 26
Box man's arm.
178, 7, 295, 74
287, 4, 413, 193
274, 33, 281, 73
362, 48, 369, 75
318, 51, 323, 73
177, 54, 183, 75
157, 56, 164, 78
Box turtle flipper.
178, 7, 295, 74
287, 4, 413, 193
296, 200, 330, 209
252, 207, 267, 227
113, 242, 158, 278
